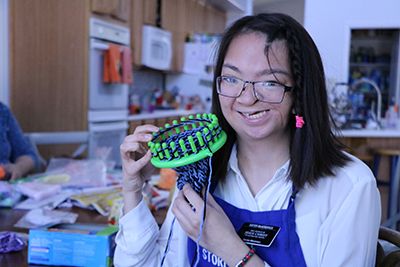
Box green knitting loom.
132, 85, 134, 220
148, 113, 227, 169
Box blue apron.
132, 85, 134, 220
187, 187, 307, 267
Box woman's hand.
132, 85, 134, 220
2, 163, 21, 181
2, 155, 35, 181
120, 124, 159, 213
172, 184, 260, 266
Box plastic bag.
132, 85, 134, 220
0, 232, 28, 253
35, 158, 107, 188
14, 209, 78, 229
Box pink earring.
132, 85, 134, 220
295, 115, 305, 128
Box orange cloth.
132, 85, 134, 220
103, 50, 110, 83
121, 47, 133, 84
103, 44, 121, 83
157, 168, 177, 191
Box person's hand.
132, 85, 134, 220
172, 184, 255, 266
120, 124, 159, 213
1, 163, 21, 181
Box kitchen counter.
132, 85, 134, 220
335, 129, 400, 138
127, 109, 209, 121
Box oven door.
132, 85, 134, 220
88, 121, 128, 167
89, 38, 129, 111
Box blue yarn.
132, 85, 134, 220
193, 156, 213, 267
154, 117, 220, 266
160, 217, 176, 267
159, 156, 213, 267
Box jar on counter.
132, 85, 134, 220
129, 94, 141, 115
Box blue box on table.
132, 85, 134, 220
28, 223, 119, 267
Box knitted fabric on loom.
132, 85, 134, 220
151, 115, 225, 267
152, 124, 218, 194
160, 156, 213, 267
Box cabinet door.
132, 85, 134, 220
10, 0, 88, 159
162, 0, 186, 72
91, 0, 116, 15
111, 0, 131, 22
144, 0, 158, 26
129, 120, 143, 135
130, 0, 144, 66
205, 4, 226, 34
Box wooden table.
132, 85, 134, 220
0, 206, 168, 267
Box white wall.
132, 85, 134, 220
0, 0, 10, 106
304, 0, 400, 85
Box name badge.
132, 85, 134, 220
238, 223, 280, 247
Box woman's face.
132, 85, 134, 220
219, 33, 294, 143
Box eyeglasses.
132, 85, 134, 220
216, 76, 293, 104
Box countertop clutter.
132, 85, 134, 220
337, 128, 400, 138
0, 158, 170, 267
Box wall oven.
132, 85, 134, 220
88, 18, 130, 167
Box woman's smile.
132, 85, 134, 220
239, 110, 268, 120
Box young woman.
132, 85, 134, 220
115, 13, 381, 267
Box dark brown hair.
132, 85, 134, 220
211, 13, 350, 189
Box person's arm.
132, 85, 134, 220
114, 199, 161, 267
2, 103, 38, 179
119, 124, 159, 213
114, 184, 182, 267
115, 124, 174, 266
318, 177, 381, 266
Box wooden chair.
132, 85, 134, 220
377, 226, 400, 267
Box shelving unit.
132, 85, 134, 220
348, 29, 400, 122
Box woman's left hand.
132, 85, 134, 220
172, 184, 251, 266
2, 163, 22, 181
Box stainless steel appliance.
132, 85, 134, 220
88, 18, 130, 167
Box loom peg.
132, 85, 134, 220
164, 124, 172, 137
155, 143, 163, 159
170, 142, 179, 158
162, 143, 171, 159
188, 136, 197, 153
196, 131, 205, 147
179, 139, 188, 157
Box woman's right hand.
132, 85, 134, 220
120, 124, 159, 213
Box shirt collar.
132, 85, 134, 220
228, 142, 290, 183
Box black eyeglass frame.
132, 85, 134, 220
216, 75, 293, 104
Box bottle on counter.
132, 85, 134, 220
385, 105, 398, 130
129, 94, 141, 115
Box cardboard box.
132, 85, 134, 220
28, 223, 118, 267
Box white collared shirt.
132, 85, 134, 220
114, 144, 381, 267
